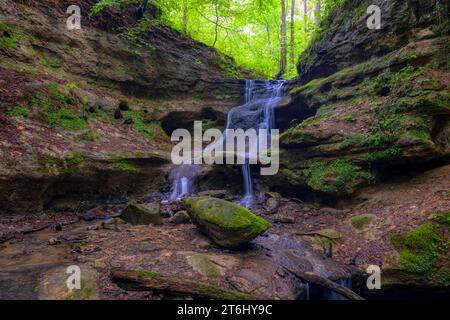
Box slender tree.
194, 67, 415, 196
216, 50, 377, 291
290, 0, 296, 64
314, 0, 321, 25
278, 0, 287, 78
181, 0, 188, 34
303, 0, 308, 31
212, 3, 219, 47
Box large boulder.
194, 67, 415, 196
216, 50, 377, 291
120, 201, 162, 226
185, 197, 271, 248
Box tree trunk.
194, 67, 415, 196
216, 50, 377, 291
284, 268, 365, 300
111, 270, 261, 300
182, 0, 188, 34
290, 0, 296, 64
303, 0, 308, 32
279, 0, 287, 78
212, 4, 219, 47
314, 0, 321, 25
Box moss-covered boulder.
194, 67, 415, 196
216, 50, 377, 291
120, 201, 162, 226
387, 211, 450, 288
185, 197, 271, 248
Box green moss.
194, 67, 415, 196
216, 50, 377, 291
122, 110, 156, 140
7, 105, 29, 118
38, 152, 85, 176
187, 254, 221, 278
42, 57, 62, 70
186, 197, 271, 235
43, 107, 88, 130
48, 83, 73, 104
366, 147, 402, 162
58, 43, 74, 55
38, 154, 66, 176
350, 214, 374, 230
303, 160, 374, 195
116, 160, 136, 172
66, 152, 85, 166
30, 94, 86, 130
0, 23, 21, 51
391, 223, 441, 274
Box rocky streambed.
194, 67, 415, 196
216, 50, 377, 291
1, 164, 448, 300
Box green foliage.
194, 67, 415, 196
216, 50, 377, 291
67, 82, 78, 90
7, 105, 29, 118
116, 159, 136, 172
95, 0, 345, 78
48, 83, 73, 104
0, 23, 21, 51
91, 0, 140, 15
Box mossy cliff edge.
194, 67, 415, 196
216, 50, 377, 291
270, 0, 449, 198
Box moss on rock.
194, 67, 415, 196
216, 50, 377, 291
185, 197, 271, 248
303, 160, 374, 196
350, 214, 374, 230
391, 213, 450, 286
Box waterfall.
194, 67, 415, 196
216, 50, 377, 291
168, 164, 200, 201
230, 80, 285, 208
167, 79, 284, 205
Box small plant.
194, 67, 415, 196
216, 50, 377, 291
0, 23, 21, 51
67, 82, 78, 90
66, 152, 85, 166
7, 105, 29, 118
81, 130, 100, 142
48, 83, 72, 104
42, 57, 63, 70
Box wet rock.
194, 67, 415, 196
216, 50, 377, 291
185, 197, 271, 248
79, 207, 110, 222
101, 217, 126, 231
114, 108, 123, 119
265, 192, 281, 214
170, 211, 191, 224
120, 201, 162, 226
48, 238, 60, 245
197, 190, 228, 199
273, 215, 294, 224
119, 101, 130, 111
37, 265, 99, 300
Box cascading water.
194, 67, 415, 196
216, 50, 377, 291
228, 80, 285, 208
167, 79, 284, 205
168, 164, 200, 201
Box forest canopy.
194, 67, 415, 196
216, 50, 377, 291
92, 0, 345, 78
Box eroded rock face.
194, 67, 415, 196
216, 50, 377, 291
185, 197, 271, 248
0, 0, 248, 214
270, 0, 450, 198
